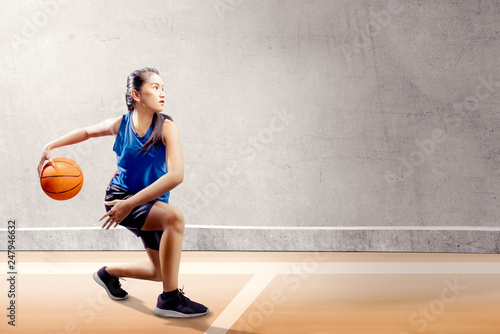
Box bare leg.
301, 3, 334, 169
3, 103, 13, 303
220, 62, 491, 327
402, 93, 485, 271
138, 201, 185, 292
106, 248, 162, 281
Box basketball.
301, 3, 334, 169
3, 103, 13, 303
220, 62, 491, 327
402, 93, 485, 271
40, 157, 84, 201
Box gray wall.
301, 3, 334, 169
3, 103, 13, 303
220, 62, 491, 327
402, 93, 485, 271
1, 0, 500, 252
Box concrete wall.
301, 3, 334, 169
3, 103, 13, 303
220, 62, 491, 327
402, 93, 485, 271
1, 0, 500, 252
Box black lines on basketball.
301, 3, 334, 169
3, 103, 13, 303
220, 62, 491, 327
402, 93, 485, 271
40, 157, 84, 201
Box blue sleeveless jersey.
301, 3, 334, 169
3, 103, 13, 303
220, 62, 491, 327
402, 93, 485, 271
110, 112, 170, 203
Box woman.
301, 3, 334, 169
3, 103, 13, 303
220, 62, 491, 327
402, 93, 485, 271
37, 67, 208, 318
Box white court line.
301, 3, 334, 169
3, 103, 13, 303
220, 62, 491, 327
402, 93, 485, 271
0, 226, 127, 231
1, 225, 500, 232
4, 262, 500, 275
5, 261, 500, 334
204, 273, 276, 334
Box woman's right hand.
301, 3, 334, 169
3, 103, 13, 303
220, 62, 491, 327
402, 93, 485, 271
38, 145, 55, 178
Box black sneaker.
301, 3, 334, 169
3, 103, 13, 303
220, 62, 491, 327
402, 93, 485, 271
154, 288, 208, 318
92, 266, 128, 300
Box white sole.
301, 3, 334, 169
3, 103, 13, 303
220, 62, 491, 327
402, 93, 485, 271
154, 307, 209, 318
92, 272, 128, 300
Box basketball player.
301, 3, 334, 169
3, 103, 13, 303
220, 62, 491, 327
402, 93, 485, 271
37, 67, 208, 318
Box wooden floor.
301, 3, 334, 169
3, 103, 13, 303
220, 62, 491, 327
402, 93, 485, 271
2, 251, 500, 333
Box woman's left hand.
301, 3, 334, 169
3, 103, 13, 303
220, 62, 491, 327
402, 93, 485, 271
100, 199, 133, 229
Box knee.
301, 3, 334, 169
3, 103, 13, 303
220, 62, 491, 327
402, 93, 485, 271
167, 208, 185, 233
151, 270, 162, 282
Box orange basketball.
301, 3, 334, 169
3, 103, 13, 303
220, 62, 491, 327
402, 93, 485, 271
40, 157, 84, 201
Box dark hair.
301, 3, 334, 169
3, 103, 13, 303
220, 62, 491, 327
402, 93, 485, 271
125, 67, 173, 154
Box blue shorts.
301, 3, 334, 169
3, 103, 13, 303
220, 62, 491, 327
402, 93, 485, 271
104, 183, 163, 250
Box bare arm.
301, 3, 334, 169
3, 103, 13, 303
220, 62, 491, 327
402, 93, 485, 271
37, 116, 121, 177
100, 120, 184, 228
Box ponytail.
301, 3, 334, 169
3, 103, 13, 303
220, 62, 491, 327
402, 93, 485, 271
140, 112, 173, 154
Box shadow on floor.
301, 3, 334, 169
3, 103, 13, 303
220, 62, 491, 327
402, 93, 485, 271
115, 296, 256, 333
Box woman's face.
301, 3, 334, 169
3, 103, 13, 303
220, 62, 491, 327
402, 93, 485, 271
135, 73, 165, 112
